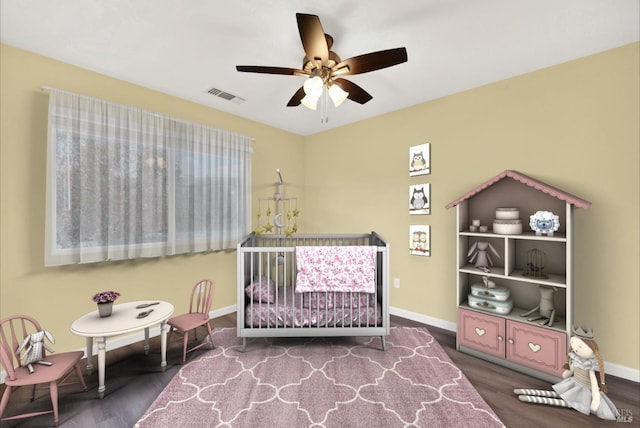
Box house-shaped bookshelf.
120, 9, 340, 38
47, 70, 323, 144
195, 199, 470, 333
446, 170, 590, 381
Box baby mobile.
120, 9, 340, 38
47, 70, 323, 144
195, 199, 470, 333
254, 169, 299, 236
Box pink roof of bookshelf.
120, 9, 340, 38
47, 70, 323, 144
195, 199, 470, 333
445, 170, 591, 210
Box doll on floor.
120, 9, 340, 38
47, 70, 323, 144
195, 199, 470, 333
514, 327, 619, 421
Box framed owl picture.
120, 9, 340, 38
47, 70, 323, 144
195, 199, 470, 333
409, 225, 431, 256
409, 183, 430, 215
409, 143, 430, 176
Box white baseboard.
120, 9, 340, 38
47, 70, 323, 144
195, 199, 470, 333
210, 304, 238, 319
604, 361, 640, 383
3, 304, 637, 384
389, 305, 640, 383
390, 306, 457, 332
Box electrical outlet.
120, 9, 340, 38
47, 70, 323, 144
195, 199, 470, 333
394, 278, 400, 289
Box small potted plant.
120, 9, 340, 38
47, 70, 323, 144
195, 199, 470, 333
92, 291, 121, 317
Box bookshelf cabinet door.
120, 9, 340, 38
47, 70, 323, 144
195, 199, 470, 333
506, 320, 566, 377
458, 308, 505, 358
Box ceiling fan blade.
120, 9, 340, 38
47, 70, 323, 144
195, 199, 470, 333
236, 65, 307, 76
333, 78, 373, 104
334, 47, 408, 75
286, 86, 306, 106
296, 13, 329, 66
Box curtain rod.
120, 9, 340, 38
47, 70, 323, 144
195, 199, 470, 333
39, 86, 255, 143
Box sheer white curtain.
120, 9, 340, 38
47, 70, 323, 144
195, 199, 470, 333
44, 89, 252, 266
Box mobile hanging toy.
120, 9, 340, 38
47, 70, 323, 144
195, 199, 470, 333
254, 169, 299, 236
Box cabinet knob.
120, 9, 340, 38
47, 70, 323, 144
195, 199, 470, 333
508, 339, 514, 344
497, 336, 503, 341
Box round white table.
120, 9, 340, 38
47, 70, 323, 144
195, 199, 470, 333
71, 300, 174, 398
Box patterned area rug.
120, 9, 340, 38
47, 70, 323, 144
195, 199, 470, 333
135, 327, 504, 427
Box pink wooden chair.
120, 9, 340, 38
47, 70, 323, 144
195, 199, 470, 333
167, 279, 216, 363
0, 314, 88, 427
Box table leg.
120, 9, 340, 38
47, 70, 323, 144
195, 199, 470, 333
144, 327, 150, 355
85, 337, 94, 375
96, 336, 107, 398
160, 320, 168, 372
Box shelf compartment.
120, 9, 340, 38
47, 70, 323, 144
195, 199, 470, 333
510, 239, 566, 282
459, 265, 566, 287
460, 231, 567, 242
508, 270, 567, 287
459, 264, 504, 277
464, 236, 505, 274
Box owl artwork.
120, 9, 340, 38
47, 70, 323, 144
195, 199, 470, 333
409, 143, 430, 176
409, 183, 430, 215
410, 151, 426, 171
409, 225, 430, 256
412, 232, 427, 250
410, 187, 428, 210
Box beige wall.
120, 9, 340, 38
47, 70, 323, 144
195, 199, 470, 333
0, 44, 305, 353
1, 42, 638, 374
303, 43, 639, 372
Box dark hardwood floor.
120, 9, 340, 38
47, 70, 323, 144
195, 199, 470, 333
1, 314, 638, 427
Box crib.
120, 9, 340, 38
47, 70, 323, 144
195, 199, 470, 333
237, 232, 390, 351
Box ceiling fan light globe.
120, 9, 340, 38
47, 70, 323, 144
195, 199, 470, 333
301, 94, 319, 110
329, 84, 349, 107
303, 76, 323, 98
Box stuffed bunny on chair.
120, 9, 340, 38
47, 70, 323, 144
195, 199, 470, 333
16, 330, 55, 374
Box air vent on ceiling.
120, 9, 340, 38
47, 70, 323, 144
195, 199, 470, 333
206, 87, 246, 105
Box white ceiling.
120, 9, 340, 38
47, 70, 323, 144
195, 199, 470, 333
2, 0, 638, 136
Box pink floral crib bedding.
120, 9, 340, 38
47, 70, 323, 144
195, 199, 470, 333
295, 246, 377, 293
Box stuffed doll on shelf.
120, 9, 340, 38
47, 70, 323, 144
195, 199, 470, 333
467, 241, 500, 273
514, 327, 620, 421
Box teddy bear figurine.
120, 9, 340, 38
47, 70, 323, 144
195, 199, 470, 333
16, 330, 55, 374
514, 327, 620, 420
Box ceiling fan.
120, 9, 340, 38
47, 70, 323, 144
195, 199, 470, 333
236, 13, 408, 110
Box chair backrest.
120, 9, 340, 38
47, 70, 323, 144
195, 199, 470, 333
188, 279, 215, 316
0, 315, 42, 380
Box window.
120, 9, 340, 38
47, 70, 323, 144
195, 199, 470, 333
45, 89, 252, 266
